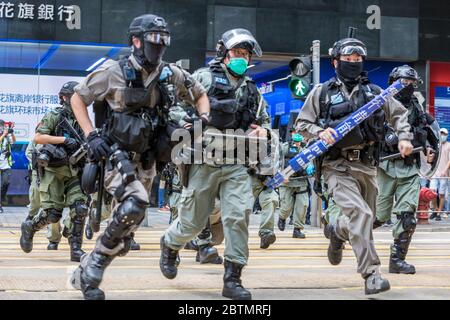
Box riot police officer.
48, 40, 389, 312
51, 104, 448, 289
374, 65, 438, 274
296, 37, 414, 294
160, 28, 273, 300
69, 14, 209, 300
278, 133, 314, 239
20, 81, 88, 262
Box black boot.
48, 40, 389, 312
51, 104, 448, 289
196, 244, 223, 264
260, 233, 276, 249
288, 214, 294, 225
364, 266, 391, 295
184, 240, 199, 251
159, 236, 179, 279
222, 260, 252, 300
85, 223, 93, 240
71, 240, 117, 300
69, 216, 86, 262
47, 242, 59, 250
277, 218, 286, 231
389, 212, 416, 274
293, 228, 305, 239
20, 212, 52, 253
326, 224, 345, 265
130, 237, 141, 251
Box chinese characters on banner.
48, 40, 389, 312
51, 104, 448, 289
0, 74, 87, 141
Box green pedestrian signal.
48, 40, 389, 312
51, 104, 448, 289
288, 56, 312, 100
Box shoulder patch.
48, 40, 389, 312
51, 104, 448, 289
214, 75, 229, 85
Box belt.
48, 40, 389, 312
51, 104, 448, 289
341, 149, 363, 162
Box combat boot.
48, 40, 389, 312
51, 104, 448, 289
159, 235, 179, 279
47, 242, 59, 250
130, 237, 141, 251
260, 233, 276, 249
85, 223, 93, 240
196, 244, 223, 264
70, 237, 119, 300
364, 266, 390, 295
277, 218, 286, 231
222, 260, 252, 300
20, 216, 49, 253
293, 228, 305, 239
389, 241, 416, 274
184, 240, 199, 251
326, 224, 345, 265
69, 218, 86, 262
288, 215, 294, 225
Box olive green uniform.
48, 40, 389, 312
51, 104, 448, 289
32, 110, 87, 229
279, 142, 310, 230
252, 177, 277, 237
376, 159, 420, 237
164, 63, 272, 266
296, 80, 412, 277
25, 142, 65, 243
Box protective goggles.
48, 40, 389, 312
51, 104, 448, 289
144, 32, 171, 46
340, 45, 367, 57
399, 78, 419, 88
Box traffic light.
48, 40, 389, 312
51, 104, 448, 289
288, 56, 312, 100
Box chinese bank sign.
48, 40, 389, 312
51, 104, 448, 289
0, 74, 85, 141
0, 2, 81, 30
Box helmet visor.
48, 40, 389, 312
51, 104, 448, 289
222, 29, 262, 57
144, 32, 171, 46
340, 45, 367, 57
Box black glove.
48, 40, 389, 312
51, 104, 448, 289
87, 131, 111, 161
63, 137, 79, 152
7, 128, 14, 134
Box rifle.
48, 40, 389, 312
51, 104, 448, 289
58, 117, 88, 165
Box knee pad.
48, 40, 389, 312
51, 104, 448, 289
71, 201, 88, 218
47, 209, 62, 223
400, 211, 417, 232
115, 196, 147, 227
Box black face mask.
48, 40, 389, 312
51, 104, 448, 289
395, 84, 415, 104
144, 42, 166, 70
132, 42, 166, 73
336, 60, 364, 83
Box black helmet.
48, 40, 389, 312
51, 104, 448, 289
128, 14, 170, 46
329, 38, 367, 60
388, 65, 421, 85
59, 81, 79, 98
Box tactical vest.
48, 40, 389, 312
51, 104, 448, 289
381, 96, 431, 166
207, 62, 260, 131
319, 77, 385, 155
98, 57, 180, 165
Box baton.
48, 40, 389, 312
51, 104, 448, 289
379, 147, 423, 162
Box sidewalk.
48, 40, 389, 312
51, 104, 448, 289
2, 206, 450, 232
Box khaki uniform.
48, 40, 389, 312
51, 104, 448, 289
296, 79, 412, 277
164, 63, 272, 265
75, 56, 204, 209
